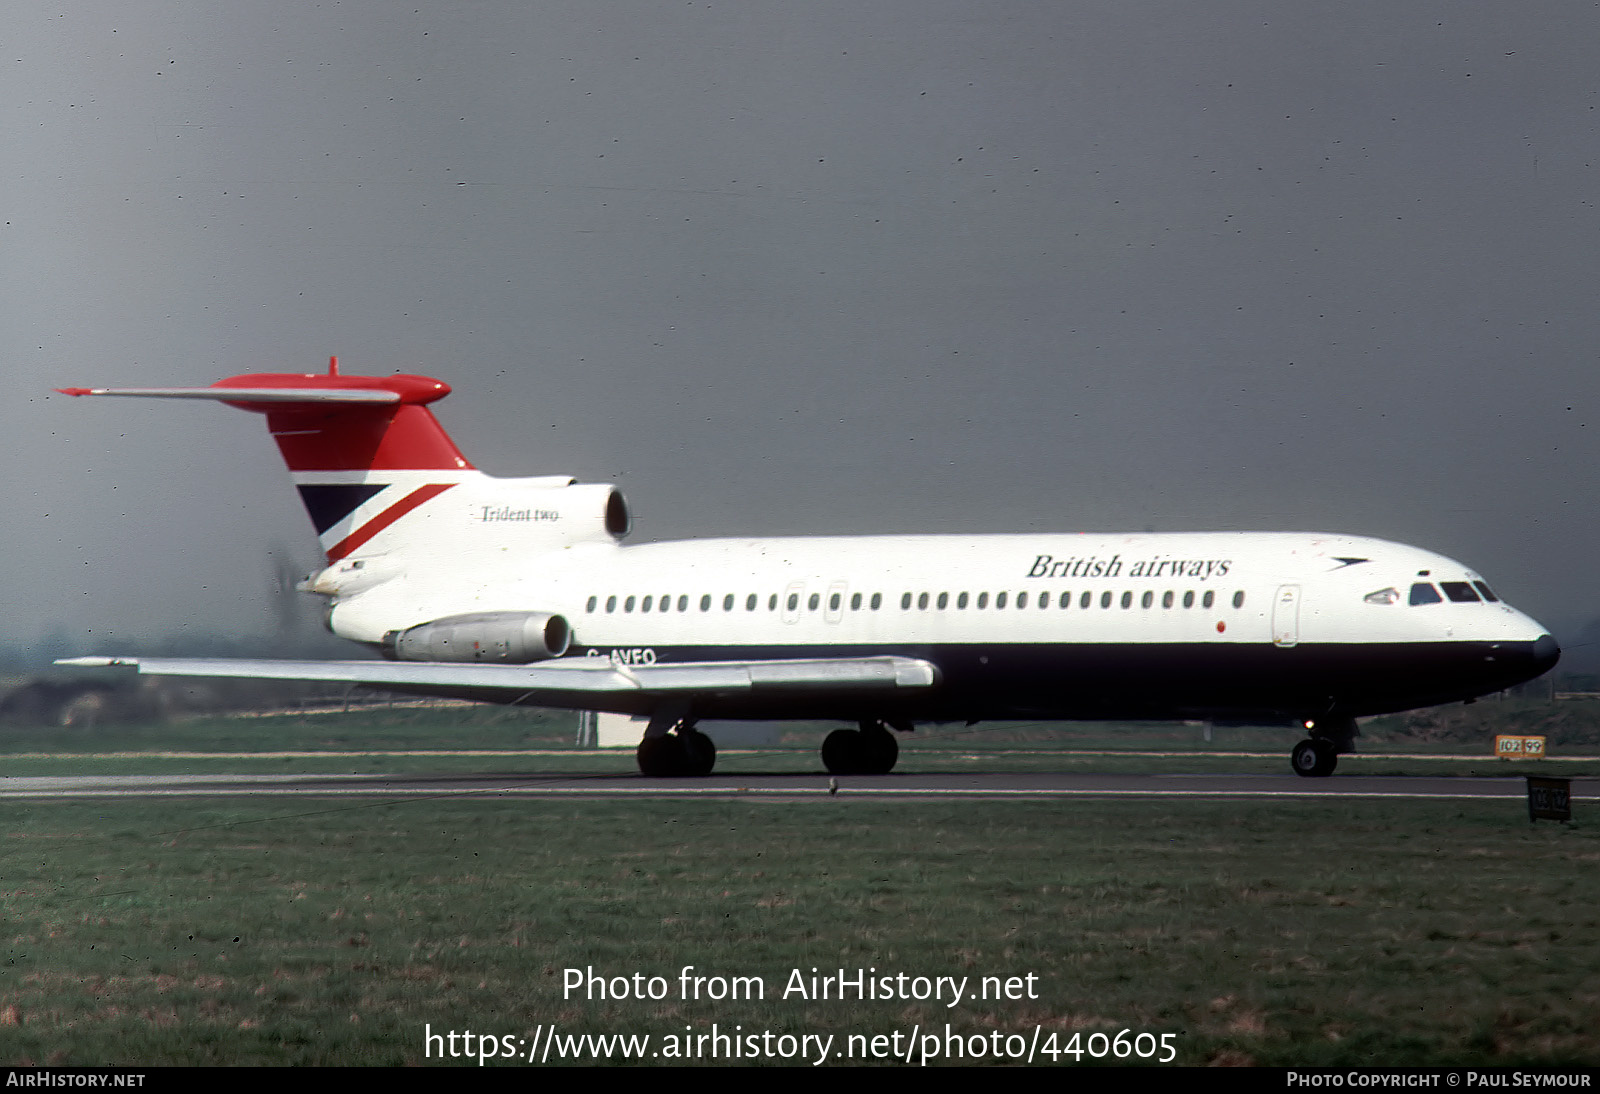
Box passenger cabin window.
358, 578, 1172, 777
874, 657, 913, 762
1162, 591, 1173, 609
723, 594, 735, 611
1141, 591, 1153, 609
1100, 591, 1112, 608
851, 592, 862, 610
901, 592, 912, 610
641, 595, 653, 612
957, 592, 969, 609
1183, 591, 1194, 608
936, 592, 948, 609
1060, 592, 1072, 609
1441, 581, 1481, 603
871, 593, 882, 610
746, 594, 758, 611
977, 592, 989, 609
586, 596, 597, 613
1202, 591, 1215, 609
678, 595, 689, 612
1081, 591, 1092, 609
700, 595, 712, 612
1232, 591, 1245, 609
606, 595, 617, 613
996, 592, 1008, 609
1409, 582, 1443, 605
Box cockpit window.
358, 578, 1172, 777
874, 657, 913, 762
1409, 582, 1442, 605
1364, 587, 1400, 605
1440, 581, 1481, 603
1473, 581, 1500, 603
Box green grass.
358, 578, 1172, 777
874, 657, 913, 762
3, 796, 1597, 1066
0, 704, 579, 754
4, 703, 1596, 1065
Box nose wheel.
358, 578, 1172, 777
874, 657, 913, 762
1291, 716, 1356, 778
1291, 737, 1338, 778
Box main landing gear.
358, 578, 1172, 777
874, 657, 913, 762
636, 707, 716, 778
632, 711, 911, 778
1290, 716, 1358, 778
821, 719, 907, 776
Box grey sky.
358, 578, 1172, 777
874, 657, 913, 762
4, 3, 1597, 655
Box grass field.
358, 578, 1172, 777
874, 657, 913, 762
4, 704, 1597, 1066
4, 793, 1598, 1066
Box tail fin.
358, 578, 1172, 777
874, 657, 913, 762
59, 357, 476, 561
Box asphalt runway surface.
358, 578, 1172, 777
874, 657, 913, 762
3, 771, 1594, 802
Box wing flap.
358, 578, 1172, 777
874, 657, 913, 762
55, 655, 940, 698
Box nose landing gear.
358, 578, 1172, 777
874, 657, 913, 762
1291, 737, 1337, 777
1290, 716, 1357, 778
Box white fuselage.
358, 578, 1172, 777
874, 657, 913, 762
320, 528, 1553, 724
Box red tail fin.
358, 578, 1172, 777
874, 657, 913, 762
209, 369, 473, 473
59, 361, 476, 561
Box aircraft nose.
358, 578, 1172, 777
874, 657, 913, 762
1532, 633, 1560, 675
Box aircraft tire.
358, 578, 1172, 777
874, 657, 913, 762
822, 729, 862, 775
637, 735, 683, 778
1290, 738, 1337, 778
679, 729, 716, 777
858, 725, 899, 775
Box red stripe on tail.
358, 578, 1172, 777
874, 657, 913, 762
325, 483, 456, 561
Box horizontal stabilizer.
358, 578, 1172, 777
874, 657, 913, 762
55, 387, 400, 404
56, 368, 476, 522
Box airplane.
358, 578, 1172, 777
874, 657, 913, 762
56, 358, 1560, 778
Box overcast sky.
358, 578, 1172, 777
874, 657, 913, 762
4, 2, 1597, 656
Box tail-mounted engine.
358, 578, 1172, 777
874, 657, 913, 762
381, 611, 571, 663
450, 478, 631, 552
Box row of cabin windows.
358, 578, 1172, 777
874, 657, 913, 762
584, 589, 1247, 614
900, 589, 1244, 611
586, 592, 882, 614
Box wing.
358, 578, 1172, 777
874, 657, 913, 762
56, 655, 939, 712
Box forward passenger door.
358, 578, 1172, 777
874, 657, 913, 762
1272, 584, 1301, 648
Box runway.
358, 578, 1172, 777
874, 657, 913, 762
2, 770, 1593, 802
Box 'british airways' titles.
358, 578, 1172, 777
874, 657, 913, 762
1027, 554, 1233, 581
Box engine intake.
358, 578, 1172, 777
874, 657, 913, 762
381, 611, 571, 663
